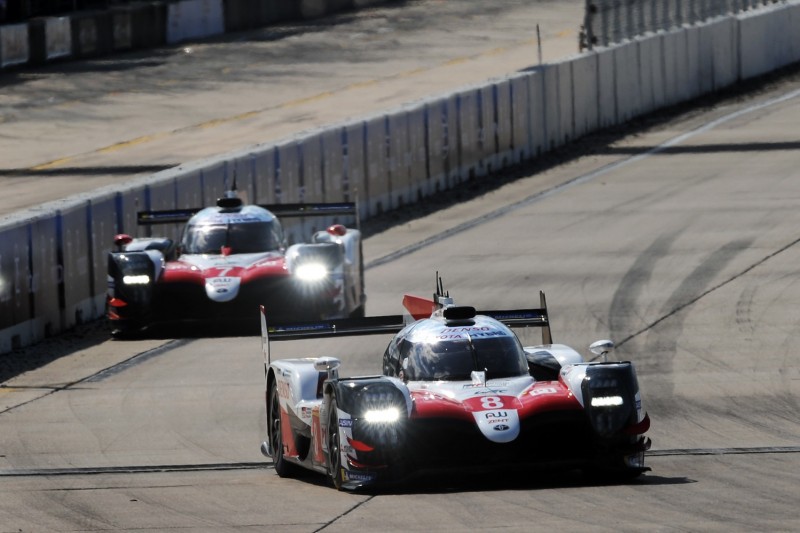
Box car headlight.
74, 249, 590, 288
295, 263, 328, 282
363, 407, 400, 423
122, 274, 151, 285
590, 395, 624, 407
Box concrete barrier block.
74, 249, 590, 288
263, 0, 301, 24
595, 47, 617, 128
57, 202, 95, 328
443, 94, 460, 187
29, 17, 71, 64
637, 35, 660, 114
88, 193, 119, 318
321, 127, 345, 202
300, 0, 328, 19
556, 61, 574, 146
661, 29, 683, 106
343, 122, 367, 212
509, 73, 531, 164
493, 78, 514, 171
791, 3, 800, 63
738, 5, 796, 80
406, 103, 429, 200
299, 132, 324, 204
29, 214, 61, 341
111, 7, 133, 51
224, 0, 257, 31
166, 0, 225, 44
683, 25, 702, 100
710, 17, 738, 91
249, 147, 278, 205
276, 140, 302, 205
570, 53, 599, 140
364, 115, 390, 216
526, 69, 547, 157
424, 98, 448, 195
0, 23, 30, 68
613, 43, 641, 123
458, 88, 483, 180
387, 111, 412, 207
0, 222, 33, 346
175, 171, 205, 211
476, 85, 496, 177
130, 1, 167, 49
116, 187, 147, 238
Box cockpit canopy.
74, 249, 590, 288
385, 317, 529, 381
180, 205, 285, 255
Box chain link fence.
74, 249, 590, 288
580, 0, 788, 50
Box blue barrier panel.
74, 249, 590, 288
175, 170, 204, 212
143, 175, 181, 240
443, 93, 460, 187
226, 152, 258, 205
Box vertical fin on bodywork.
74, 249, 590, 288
540, 291, 553, 345
402, 294, 435, 322
260, 305, 271, 367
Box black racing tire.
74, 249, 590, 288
268, 381, 300, 478
326, 397, 346, 490
583, 455, 646, 483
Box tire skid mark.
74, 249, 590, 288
608, 232, 682, 354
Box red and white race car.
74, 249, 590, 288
261, 278, 651, 490
106, 192, 365, 337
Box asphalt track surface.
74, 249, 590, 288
2, 1, 800, 531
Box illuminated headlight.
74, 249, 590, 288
591, 395, 624, 407
295, 263, 328, 282
363, 407, 400, 423
122, 274, 151, 285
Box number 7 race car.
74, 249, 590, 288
260, 278, 652, 490
106, 192, 365, 337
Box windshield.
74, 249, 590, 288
401, 335, 527, 381
181, 221, 279, 254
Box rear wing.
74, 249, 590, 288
260, 291, 554, 366
260, 306, 405, 366
137, 202, 358, 226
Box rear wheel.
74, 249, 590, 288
268, 382, 299, 477
326, 397, 345, 490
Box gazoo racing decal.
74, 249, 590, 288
465, 395, 521, 444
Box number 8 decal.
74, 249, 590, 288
481, 396, 504, 409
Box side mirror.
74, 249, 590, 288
314, 357, 341, 380
589, 339, 615, 362
113, 234, 133, 249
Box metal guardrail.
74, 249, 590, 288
580, 0, 787, 50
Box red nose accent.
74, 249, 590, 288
624, 412, 651, 435
347, 437, 374, 452
221, 246, 233, 256
327, 224, 347, 236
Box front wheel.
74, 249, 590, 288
268, 382, 299, 478
326, 397, 346, 490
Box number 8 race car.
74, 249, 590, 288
260, 278, 652, 490
106, 192, 365, 337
